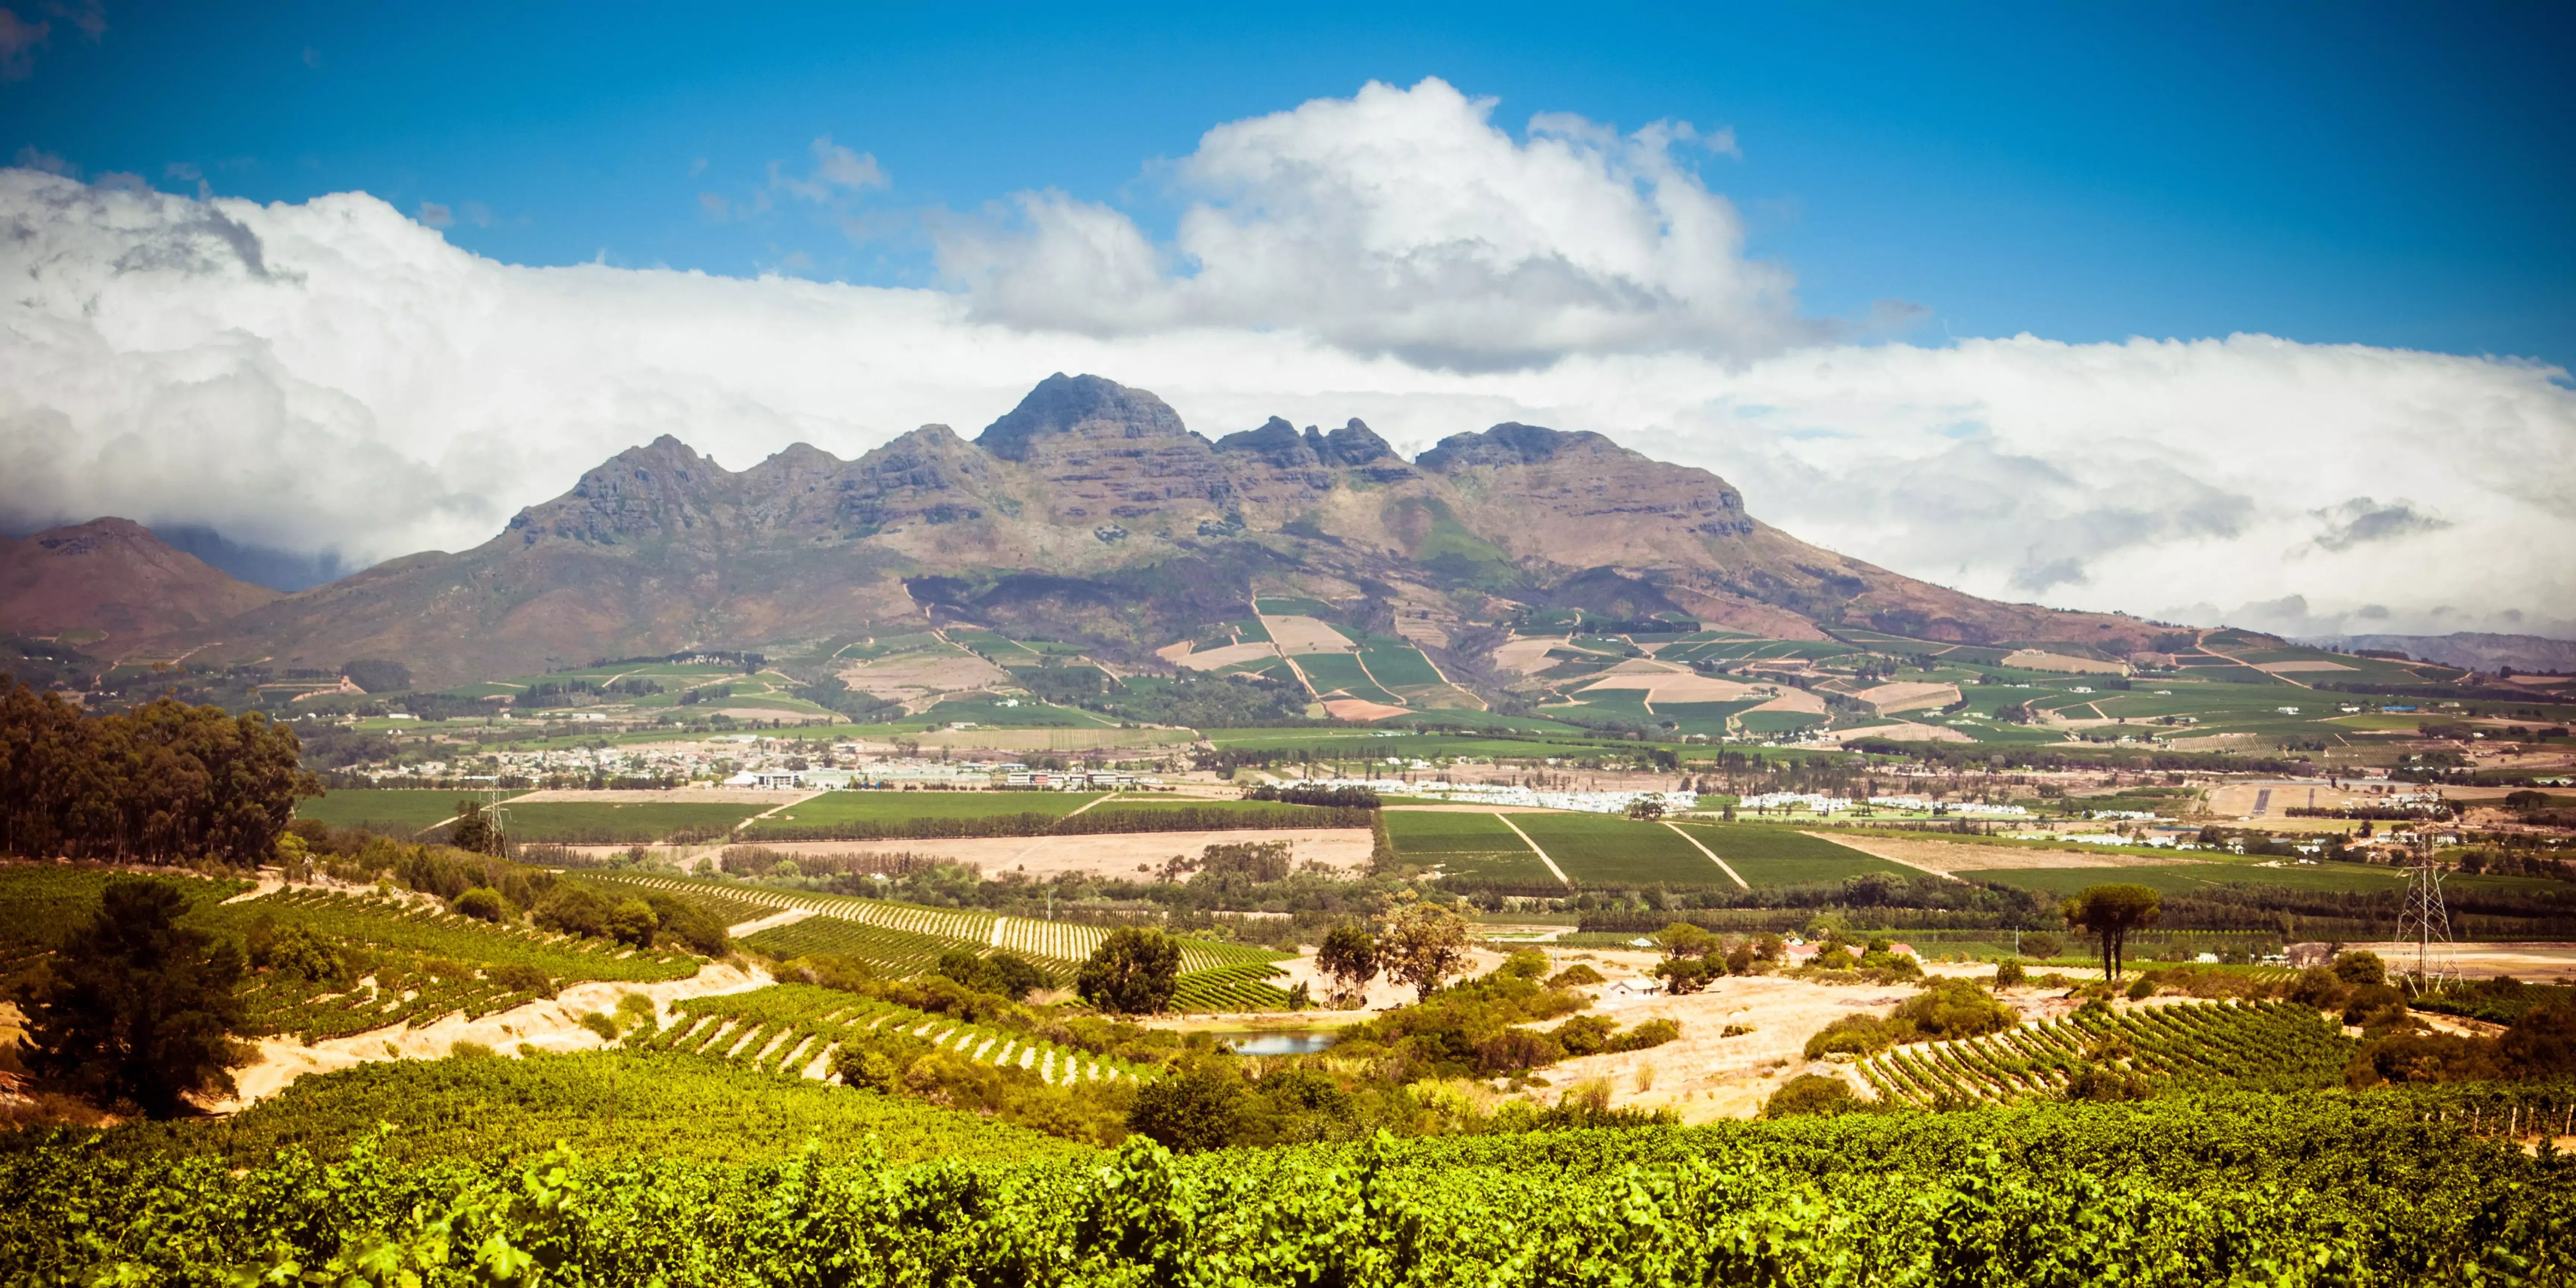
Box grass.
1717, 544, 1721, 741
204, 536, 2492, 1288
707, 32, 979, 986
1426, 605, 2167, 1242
746, 790, 1105, 831
1972, 863, 2409, 897
500, 801, 772, 843
1350, 636, 1448, 689
1672, 822, 1919, 887
295, 789, 523, 835
1506, 812, 1712, 887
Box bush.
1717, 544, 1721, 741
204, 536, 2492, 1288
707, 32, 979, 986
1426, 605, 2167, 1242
1992, 959, 2027, 988
2126, 977, 2155, 1001
1550, 1013, 1616, 1057
1605, 1018, 1681, 1053
1805, 1013, 1898, 1060
605, 899, 660, 948
1762, 1073, 1865, 1118
1126, 1057, 1248, 1152
1472, 1028, 1566, 1074
1545, 964, 1606, 989
449, 1041, 497, 1060
2333, 950, 2386, 987
2021, 934, 2064, 960
578, 1012, 619, 1041
1891, 978, 2018, 1042
246, 920, 347, 984
451, 887, 511, 923
488, 962, 556, 999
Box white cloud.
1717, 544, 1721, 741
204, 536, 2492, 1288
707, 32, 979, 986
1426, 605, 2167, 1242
934, 78, 1813, 370
3, 153, 2571, 638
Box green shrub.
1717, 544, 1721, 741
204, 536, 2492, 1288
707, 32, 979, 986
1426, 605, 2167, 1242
1993, 959, 2028, 988
1550, 1013, 1616, 1057
1805, 1013, 1898, 1060
1606, 1018, 1681, 1053
450, 887, 511, 923
2127, 977, 2156, 1001
449, 1041, 496, 1060
577, 1012, 619, 1041
1892, 977, 2018, 1041
1545, 964, 1606, 988
1762, 1073, 1865, 1118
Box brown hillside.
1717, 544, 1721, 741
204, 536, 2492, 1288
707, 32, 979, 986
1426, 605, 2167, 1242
0, 518, 281, 645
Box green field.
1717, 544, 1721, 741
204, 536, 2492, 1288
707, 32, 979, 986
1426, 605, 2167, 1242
501, 800, 771, 843
294, 789, 523, 835
1382, 809, 1557, 882
1507, 812, 1711, 887
1292, 652, 1401, 704
1971, 862, 2410, 897
1675, 822, 1919, 886
1349, 634, 1449, 689
749, 790, 1104, 832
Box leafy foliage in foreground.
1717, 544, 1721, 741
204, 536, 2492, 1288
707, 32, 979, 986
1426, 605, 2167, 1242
43, 1050, 1082, 1168
2, 1092, 2566, 1284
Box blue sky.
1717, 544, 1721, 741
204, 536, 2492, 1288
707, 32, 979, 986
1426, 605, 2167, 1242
9, 0, 2572, 364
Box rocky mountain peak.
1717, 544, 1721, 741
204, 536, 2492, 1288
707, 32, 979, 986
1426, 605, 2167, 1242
975, 373, 1196, 461
1213, 416, 1318, 469
509, 434, 734, 547
1416, 422, 1608, 473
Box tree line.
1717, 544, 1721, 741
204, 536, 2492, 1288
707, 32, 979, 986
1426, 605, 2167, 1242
0, 677, 318, 865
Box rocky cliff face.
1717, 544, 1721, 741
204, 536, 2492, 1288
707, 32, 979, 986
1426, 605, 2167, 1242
0, 518, 281, 645
113, 372, 2154, 687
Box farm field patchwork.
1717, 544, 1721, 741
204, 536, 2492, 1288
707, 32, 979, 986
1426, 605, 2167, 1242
1382, 808, 1557, 883
748, 790, 1104, 832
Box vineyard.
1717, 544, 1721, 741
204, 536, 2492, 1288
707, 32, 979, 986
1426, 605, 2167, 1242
1169, 962, 1297, 1012
93, 1049, 1083, 1168
198, 888, 706, 1041
645, 983, 1156, 1085
1860, 999, 2356, 1106
8, 1090, 2565, 1283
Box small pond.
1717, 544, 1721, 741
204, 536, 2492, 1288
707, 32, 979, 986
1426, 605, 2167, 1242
1209, 1030, 1339, 1056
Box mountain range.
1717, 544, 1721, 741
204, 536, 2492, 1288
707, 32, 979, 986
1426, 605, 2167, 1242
12, 373, 2169, 693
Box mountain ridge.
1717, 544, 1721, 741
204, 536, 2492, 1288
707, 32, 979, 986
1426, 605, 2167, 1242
21, 373, 2161, 692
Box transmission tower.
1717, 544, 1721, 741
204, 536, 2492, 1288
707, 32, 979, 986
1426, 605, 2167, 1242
2392, 841, 2457, 993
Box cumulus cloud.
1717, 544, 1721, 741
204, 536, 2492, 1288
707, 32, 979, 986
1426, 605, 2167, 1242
2, 164, 2571, 635
934, 78, 1812, 370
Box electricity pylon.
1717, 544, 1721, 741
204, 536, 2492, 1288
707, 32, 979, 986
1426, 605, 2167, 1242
2392, 841, 2457, 993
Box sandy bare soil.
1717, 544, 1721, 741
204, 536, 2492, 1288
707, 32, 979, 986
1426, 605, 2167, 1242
2206, 781, 2390, 818
212, 961, 771, 1111
2339, 941, 2576, 981
1831, 720, 1977, 744
1999, 650, 2128, 675
708, 827, 1378, 880
1323, 698, 1412, 720
836, 650, 1016, 707
513, 787, 816, 805
1579, 672, 1754, 703
1810, 831, 2202, 873
1491, 637, 1564, 675
1160, 641, 1284, 671
1262, 614, 1357, 654
1854, 681, 1961, 713
1747, 688, 1829, 715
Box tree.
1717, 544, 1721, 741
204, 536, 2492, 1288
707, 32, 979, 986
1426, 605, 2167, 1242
1316, 921, 1378, 1003
447, 800, 507, 856
1127, 1056, 1248, 1151
1651, 921, 1720, 994
25, 878, 249, 1117
1378, 902, 1472, 1002
1076, 926, 1180, 1014
2061, 884, 2162, 980
1625, 797, 1666, 821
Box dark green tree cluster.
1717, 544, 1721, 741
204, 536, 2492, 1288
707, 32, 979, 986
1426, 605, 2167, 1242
0, 678, 318, 864
20, 878, 249, 1118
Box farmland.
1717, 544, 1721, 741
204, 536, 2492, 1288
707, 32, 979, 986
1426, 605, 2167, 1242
293, 789, 520, 836
1505, 811, 1710, 887
745, 789, 1104, 833
495, 799, 771, 843
1382, 808, 1557, 883
1675, 823, 1921, 887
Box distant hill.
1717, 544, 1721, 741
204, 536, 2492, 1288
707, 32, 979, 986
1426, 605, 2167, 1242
0, 517, 282, 648
2300, 632, 2576, 675
32, 374, 2158, 691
